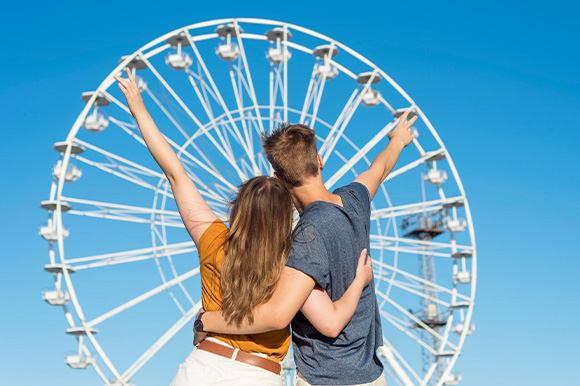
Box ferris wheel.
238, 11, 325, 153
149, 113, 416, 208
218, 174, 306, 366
40, 18, 476, 386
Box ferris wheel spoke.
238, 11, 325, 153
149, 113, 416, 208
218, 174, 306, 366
66, 241, 195, 267
377, 294, 452, 347
373, 259, 472, 302
371, 234, 473, 255
305, 70, 327, 131
62, 196, 183, 229
142, 87, 198, 144
185, 34, 258, 176
371, 240, 469, 259
171, 135, 239, 193
320, 70, 379, 163
380, 309, 438, 356
318, 90, 358, 157
325, 119, 398, 189
377, 94, 396, 115
62, 196, 180, 217
269, 67, 275, 131
73, 154, 181, 204
185, 70, 217, 118
185, 37, 248, 142
108, 116, 147, 147
258, 152, 273, 175
84, 351, 108, 384
370, 195, 464, 221
234, 25, 266, 134
384, 149, 445, 182
183, 73, 242, 166
73, 138, 167, 180
381, 338, 422, 384
100, 105, 230, 199
140, 56, 205, 128
86, 267, 199, 328
89, 108, 234, 195
67, 209, 184, 228
373, 244, 455, 259
185, 72, 234, 156
141, 57, 248, 181
268, 63, 287, 131
101, 89, 133, 116
374, 273, 451, 309
299, 67, 318, 124
228, 66, 261, 174
122, 301, 202, 381
177, 159, 229, 205
319, 92, 357, 160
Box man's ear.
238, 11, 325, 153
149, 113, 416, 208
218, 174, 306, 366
317, 153, 324, 172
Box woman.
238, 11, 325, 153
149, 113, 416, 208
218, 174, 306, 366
115, 69, 372, 385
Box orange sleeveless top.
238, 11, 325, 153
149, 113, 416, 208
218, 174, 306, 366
197, 219, 291, 361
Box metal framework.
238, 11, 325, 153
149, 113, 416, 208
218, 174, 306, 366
41, 18, 476, 386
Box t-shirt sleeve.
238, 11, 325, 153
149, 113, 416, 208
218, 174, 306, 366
286, 222, 331, 289
345, 182, 371, 216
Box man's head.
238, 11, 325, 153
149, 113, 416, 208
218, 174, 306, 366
262, 123, 319, 186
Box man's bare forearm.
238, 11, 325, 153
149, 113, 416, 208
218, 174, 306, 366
354, 111, 415, 199
373, 139, 406, 181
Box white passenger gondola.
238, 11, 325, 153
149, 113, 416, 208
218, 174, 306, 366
52, 160, 82, 182
165, 34, 193, 70
215, 24, 242, 61
42, 289, 71, 305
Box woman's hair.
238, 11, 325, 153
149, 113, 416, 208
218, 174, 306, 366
221, 176, 294, 327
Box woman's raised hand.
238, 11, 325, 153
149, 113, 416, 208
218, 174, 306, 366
355, 248, 373, 287
113, 68, 148, 120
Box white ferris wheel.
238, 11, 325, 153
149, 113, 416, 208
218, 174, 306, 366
40, 18, 476, 386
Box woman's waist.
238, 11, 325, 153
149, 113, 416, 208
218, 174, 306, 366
207, 329, 291, 362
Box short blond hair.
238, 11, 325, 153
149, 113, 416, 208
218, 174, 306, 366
262, 123, 319, 186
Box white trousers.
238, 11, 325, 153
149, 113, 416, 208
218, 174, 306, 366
294, 370, 387, 386
170, 339, 283, 386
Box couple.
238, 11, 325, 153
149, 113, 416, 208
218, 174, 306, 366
115, 69, 415, 386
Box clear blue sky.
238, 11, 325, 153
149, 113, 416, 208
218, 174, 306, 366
1, 1, 579, 385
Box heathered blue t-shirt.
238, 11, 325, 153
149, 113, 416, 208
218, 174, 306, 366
286, 182, 383, 385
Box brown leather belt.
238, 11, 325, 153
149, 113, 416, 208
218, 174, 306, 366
197, 339, 281, 375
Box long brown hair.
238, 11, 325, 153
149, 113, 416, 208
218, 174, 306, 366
221, 176, 294, 327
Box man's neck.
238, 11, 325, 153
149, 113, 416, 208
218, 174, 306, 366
288, 175, 343, 213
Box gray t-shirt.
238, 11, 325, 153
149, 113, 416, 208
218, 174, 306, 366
287, 182, 383, 385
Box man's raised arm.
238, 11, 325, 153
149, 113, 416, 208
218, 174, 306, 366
354, 110, 417, 200
199, 266, 316, 336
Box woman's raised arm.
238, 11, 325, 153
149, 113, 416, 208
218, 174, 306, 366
115, 69, 217, 244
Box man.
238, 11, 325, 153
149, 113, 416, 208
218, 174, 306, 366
196, 111, 416, 385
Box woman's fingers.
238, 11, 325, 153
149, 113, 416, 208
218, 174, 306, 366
366, 254, 372, 269
358, 248, 368, 265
